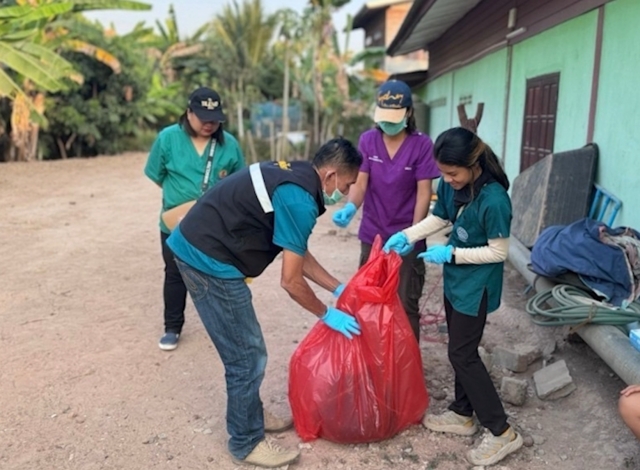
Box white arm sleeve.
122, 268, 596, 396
454, 238, 510, 265
403, 215, 450, 244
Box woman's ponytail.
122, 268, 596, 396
479, 144, 510, 191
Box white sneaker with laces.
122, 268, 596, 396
233, 439, 300, 468
467, 427, 523, 466
422, 410, 478, 436
263, 409, 293, 433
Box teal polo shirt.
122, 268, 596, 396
433, 180, 512, 316
166, 183, 318, 278
144, 124, 245, 233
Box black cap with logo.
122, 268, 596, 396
188, 87, 227, 122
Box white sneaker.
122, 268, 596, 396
233, 439, 300, 468
264, 409, 293, 433
467, 427, 523, 466
423, 410, 478, 435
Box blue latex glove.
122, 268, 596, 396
418, 245, 454, 264
383, 232, 414, 256
322, 307, 361, 339
333, 283, 345, 298
332, 202, 357, 228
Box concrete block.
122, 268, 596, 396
500, 377, 528, 406
533, 360, 575, 400
493, 345, 542, 373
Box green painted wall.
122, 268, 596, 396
418, 49, 508, 151
422, 72, 453, 140
450, 49, 508, 158
413, 0, 639, 229
503, 12, 598, 181
593, 0, 640, 230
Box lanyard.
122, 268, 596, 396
201, 138, 217, 195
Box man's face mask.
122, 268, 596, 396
323, 173, 345, 205
379, 117, 407, 136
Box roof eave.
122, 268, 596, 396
387, 0, 438, 56
389, 69, 429, 89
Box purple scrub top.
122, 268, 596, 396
357, 128, 440, 247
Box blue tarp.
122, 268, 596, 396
531, 218, 640, 306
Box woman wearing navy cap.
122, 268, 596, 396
144, 87, 246, 351
332, 80, 440, 342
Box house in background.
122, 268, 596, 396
386, 0, 640, 231
352, 0, 428, 75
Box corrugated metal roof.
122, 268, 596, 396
387, 0, 482, 56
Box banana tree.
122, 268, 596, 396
0, 0, 150, 161
303, 0, 351, 145
148, 4, 204, 85
0, 3, 80, 101
210, 0, 277, 138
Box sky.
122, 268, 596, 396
84, 0, 365, 52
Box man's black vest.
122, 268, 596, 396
179, 161, 326, 277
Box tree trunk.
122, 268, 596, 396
10, 94, 31, 162
312, 43, 320, 148
320, 114, 330, 144
56, 137, 68, 160
280, 41, 291, 159
10, 91, 46, 162
245, 130, 258, 163
236, 101, 245, 139
268, 120, 276, 161
236, 77, 245, 139
27, 93, 45, 161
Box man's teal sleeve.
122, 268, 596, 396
272, 183, 319, 256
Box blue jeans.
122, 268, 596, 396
174, 258, 266, 459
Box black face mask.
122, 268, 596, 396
453, 167, 495, 210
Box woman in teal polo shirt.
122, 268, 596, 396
384, 127, 522, 467
145, 87, 245, 351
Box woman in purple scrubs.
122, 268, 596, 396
333, 80, 440, 341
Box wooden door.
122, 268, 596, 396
520, 73, 560, 172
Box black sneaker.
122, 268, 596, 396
159, 332, 180, 351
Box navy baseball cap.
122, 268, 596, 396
188, 87, 227, 122
373, 80, 413, 123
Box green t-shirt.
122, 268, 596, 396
433, 180, 512, 316
144, 124, 246, 233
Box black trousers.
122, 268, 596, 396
445, 291, 509, 436
359, 242, 425, 342
161, 231, 187, 334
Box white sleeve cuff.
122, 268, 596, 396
454, 238, 510, 265
403, 215, 450, 244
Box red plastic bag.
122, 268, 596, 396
288, 236, 429, 443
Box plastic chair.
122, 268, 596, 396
589, 184, 622, 227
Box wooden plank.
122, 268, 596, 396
516, 0, 571, 20
428, 0, 512, 75
427, 0, 612, 81
434, 0, 512, 53
510, 0, 610, 45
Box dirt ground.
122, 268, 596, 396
1, 152, 639, 470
